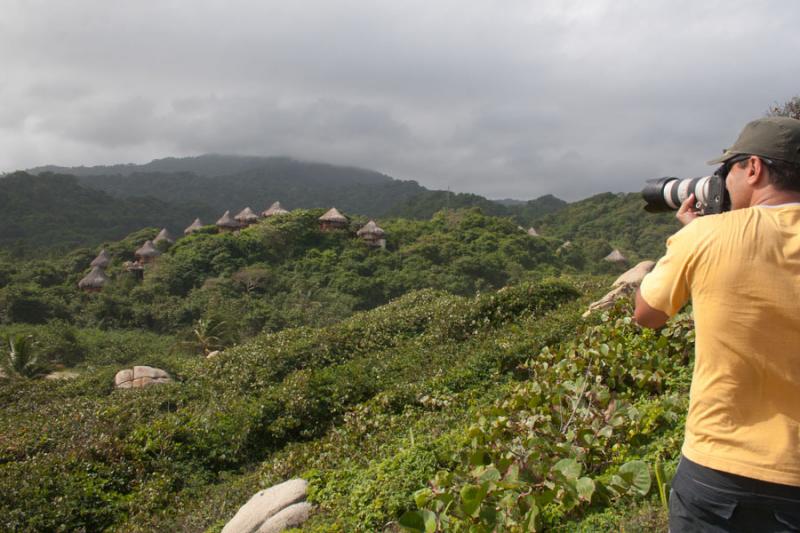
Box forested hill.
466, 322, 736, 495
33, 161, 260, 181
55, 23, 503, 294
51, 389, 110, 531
535, 192, 679, 261
31, 156, 432, 219
0, 172, 215, 256
28, 155, 568, 222
8, 156, 567, 254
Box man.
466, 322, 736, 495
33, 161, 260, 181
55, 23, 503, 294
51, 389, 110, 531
634, 116, 800, 531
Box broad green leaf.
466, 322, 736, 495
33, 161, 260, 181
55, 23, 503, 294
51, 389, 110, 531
479, 466, 501, 482
578, 428, 595, 446
576, 477, 595, 501
523, 503, 540, 532
421, 510, 437, 533
619, 460, 651, 495
553, 458, 581, 480
536, 489, 555, 508
398, 510, 426, 532
414, 488, 433, 508
460, 484, 486, 517
468, 449, 491, 466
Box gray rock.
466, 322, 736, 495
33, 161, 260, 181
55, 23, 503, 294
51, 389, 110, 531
222, 478, 308, 533
612, 260, 656, 288
114, 369, 133, 387
583, 260, 656, 318
256, 502, 312, 533
133, 365, 170, 380
115, 366, 172, 389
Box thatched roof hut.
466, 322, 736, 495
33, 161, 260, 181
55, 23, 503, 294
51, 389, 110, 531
319, 207, 348, 231
153, 228, 174, 245
90, 249, 111, 269
235, 207, 259, 225
357, 220, 386, 248
527, 227, 539, 237
357, 220, 385, 237
216, 210, 242, 232
78, 266, 110, 292
604, 249, 628, 264
262, 201, 289, 217
184, 218, 204, 235
134, 240, 161, 264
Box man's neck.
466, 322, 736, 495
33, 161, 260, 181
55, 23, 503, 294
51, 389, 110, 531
749, 188, 800, 207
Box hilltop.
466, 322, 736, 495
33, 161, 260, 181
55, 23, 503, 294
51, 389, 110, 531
8, 156, 572, 255
5, 155, 674, 260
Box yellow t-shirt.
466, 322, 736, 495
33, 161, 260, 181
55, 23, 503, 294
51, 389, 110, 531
640, 205, 800, 486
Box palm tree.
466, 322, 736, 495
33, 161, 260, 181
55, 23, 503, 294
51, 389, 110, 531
173, 318, 229, 356
1, 334, 48, 379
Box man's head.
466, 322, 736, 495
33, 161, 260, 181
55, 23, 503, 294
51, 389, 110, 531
708, 117, 800, 207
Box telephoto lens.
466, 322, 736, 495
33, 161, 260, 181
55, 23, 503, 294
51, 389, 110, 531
642, 168, 729, 215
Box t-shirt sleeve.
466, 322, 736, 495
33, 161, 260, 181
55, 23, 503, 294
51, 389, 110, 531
639, 223, 698, 316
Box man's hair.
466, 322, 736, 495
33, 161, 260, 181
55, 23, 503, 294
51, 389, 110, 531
736, 157, 800, 192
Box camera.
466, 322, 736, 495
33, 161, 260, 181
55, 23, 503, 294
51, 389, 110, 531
641, 165, 730, 215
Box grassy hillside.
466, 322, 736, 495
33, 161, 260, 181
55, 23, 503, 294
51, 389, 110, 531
0, 278, 691, 531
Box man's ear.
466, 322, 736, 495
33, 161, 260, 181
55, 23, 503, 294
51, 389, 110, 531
746, 156, 768, 186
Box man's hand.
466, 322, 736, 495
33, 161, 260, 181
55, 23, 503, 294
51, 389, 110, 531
676, 193, 700, 226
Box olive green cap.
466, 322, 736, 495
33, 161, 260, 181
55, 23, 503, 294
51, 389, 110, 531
707, 116, 800, 165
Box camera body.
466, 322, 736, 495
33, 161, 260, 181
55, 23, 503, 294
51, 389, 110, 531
641, 165, 730, 215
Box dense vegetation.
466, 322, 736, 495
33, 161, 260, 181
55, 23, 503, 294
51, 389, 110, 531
0, 277, 692, 531
535, 192, 679, 263
0, 172, 213, 256
0, 208, 639, 347
0, 169, 686, 531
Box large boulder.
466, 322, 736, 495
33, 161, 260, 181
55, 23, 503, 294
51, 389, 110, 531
222, 479, 309, 533
583, 260, 656, 317
114, 366, 172, 389
256, 502, 312, 533
612, 260, 656, 288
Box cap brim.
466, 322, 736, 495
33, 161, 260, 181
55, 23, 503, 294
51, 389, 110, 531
706, 150, 739, 165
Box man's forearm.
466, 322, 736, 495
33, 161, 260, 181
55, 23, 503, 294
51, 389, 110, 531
633, 288, 669, 329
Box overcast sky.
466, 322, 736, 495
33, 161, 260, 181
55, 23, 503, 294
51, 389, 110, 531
2, 0, 798, 200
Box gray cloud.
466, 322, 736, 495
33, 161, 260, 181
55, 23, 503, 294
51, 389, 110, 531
2, 0, 799, 200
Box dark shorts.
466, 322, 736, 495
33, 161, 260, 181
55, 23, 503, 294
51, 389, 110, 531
669, 456, 800, 532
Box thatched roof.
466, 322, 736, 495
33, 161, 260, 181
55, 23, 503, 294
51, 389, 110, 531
527, 227, 539, 237
78, 266, 110, 289
216, 210, 241, 229
184, 218, 204, 235
604, 249, 627, 263
262, 201, 289, 217
135, 240, 161, 258
319, 207, 347, 223
235, 207, 259, 223
90, 249, 111, 268
153, 228, 174, 244
357, 220, 385, 237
